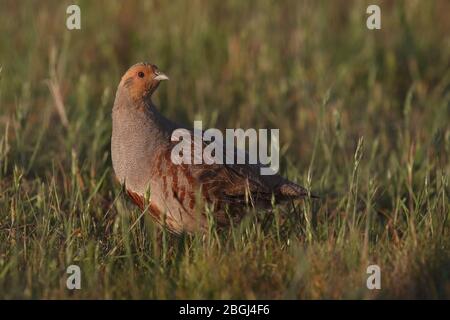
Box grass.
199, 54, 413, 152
0, 0, 449, 299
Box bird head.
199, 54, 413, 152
119, 62, 169, 101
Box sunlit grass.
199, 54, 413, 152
0, 0, 449, 299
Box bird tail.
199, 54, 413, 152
279, 182, 320, 200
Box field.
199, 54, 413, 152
0, 0, 449, 299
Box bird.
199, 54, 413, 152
111, 62, 311, 234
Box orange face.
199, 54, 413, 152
120, 62, 169, 101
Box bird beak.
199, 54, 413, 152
154, 73, 169, 81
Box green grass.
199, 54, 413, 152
0, 0, 449, 299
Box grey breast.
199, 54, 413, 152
111, 96, 161, 195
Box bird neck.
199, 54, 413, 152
114, 91, 176, 136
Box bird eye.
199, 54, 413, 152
138, 71, 145, 78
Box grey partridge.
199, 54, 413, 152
111, 62, 310, 234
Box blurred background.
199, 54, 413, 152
0, 0, 448, 299
0, 0, 449, 176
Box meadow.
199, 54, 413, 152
0, 0, 449, 299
